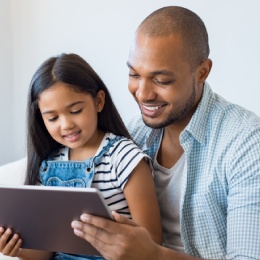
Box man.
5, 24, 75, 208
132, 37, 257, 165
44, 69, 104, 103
72, 6, 260, 260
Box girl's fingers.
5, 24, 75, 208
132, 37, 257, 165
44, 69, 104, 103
0, 226, 4, 235
0, 228, 12, 250
8, 237, 22, 257
1, 230, 22, 256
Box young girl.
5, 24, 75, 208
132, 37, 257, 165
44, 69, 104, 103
0, 53, 162, 260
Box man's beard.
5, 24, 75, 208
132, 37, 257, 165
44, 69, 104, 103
142, 83, 197, 129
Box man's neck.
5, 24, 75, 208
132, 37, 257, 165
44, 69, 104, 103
157, 125, 184, 169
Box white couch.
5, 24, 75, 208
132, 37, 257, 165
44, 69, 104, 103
0, 158, 27, 260
0, 158, 26, 185
0, 255, 19, 260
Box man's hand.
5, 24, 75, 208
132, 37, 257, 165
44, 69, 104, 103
71, 211, 161, 260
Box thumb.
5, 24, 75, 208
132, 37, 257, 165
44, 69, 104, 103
112, 211, 139, 227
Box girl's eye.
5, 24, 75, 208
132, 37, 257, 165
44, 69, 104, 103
129, 73, 139, 78
48, 116, 58, 122
71, 109, 82, 115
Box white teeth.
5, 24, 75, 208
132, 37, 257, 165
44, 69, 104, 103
143, 105, 161, 111
66, 132, 78, 138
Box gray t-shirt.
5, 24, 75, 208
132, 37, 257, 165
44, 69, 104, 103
153, 144, 185, 253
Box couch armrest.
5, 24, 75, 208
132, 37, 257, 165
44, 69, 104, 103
0, 158, 27, 185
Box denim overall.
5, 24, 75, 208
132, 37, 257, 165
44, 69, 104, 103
40, 136, 121, 260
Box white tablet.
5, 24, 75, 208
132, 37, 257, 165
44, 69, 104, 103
0, 185, 113, 255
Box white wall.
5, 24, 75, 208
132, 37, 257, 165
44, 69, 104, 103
1, 0, 260, 166
0, 0, 13, 165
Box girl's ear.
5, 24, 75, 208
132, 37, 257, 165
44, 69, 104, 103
96, 90, 105, 112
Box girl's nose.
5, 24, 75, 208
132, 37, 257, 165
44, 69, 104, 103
60, 116, 74, 130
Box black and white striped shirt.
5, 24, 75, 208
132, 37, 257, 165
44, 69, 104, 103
53, 132, 152, 218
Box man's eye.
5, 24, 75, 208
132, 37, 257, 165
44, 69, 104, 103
154, 79, 173, 85
71, 109, 82, 115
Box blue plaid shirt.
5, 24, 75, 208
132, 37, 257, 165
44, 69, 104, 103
127, 82, 260, 260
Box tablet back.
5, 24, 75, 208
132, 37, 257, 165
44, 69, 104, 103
0, 185, 113, 255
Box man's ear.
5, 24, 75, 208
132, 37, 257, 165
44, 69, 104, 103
196, 58, 212, 84
96, 90, 106, 112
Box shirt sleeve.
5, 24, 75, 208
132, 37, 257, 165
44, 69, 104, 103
110, 137, 153, 190
226, 124, 260, 260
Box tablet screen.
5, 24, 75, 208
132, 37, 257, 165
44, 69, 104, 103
0, 185, 113, 255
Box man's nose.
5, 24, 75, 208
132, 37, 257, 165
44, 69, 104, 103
135, 79, 156, 101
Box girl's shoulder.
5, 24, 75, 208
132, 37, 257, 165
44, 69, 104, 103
104, 132, 144, 157
105, 132, 136, 147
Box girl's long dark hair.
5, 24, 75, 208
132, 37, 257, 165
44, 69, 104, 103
25, 53, 131, 185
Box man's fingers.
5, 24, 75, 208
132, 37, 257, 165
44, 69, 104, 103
112, 211, 138, 226
72, 213, 139, 242
79, 212, 139, 230
73, 223, 103, 245
72, 219, 118, 257
71, 214, 155, 260
80, 213, 126, 232
72, 218, 112, 243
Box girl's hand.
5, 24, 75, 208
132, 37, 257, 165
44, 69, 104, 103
0, 227, 22, 257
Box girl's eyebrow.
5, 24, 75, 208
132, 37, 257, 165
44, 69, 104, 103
126, 61, 134, 70
41, 101, 85, 115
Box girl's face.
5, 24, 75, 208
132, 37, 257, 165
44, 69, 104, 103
38, 82, 105, 155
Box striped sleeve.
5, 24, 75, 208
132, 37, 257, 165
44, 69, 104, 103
110, 137, 152, 189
